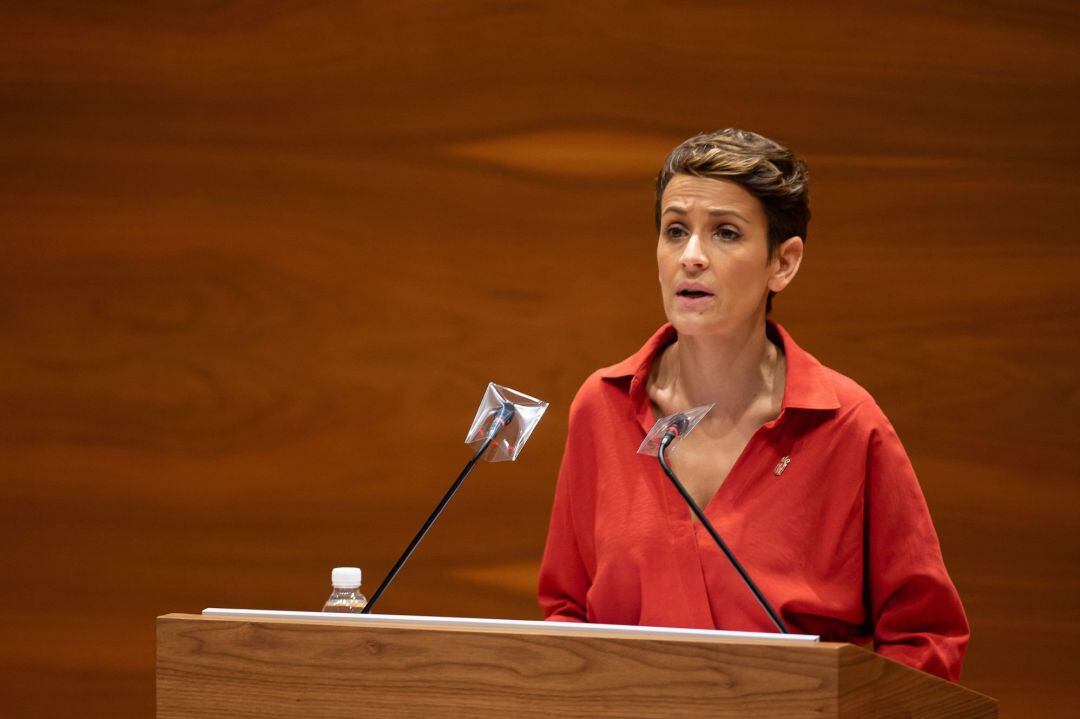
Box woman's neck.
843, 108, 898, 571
655, 318, 784, 422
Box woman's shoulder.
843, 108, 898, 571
566, 326, 673, 422
567, 367, 632, 422
776, 322, 892, 429
815, 363, 894, 431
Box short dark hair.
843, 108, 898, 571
655, 129, 810, 312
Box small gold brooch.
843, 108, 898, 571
774, 456, 791, 476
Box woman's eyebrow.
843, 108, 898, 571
708, 208, 749, 222
661, 205, 748, 223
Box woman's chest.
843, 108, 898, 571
667, 430, 759, 510
588, 412, 869, 589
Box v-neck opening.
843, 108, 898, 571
698, 418, 777, 518
634, 326, 789, 521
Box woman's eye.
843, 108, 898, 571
716, 226, 741, 241
664, 225, 687, 240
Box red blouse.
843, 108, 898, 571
538, 322, 969, 680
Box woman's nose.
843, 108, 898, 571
680, 233, 708, 270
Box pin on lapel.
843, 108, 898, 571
774, 455, 791, 476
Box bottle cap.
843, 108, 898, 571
331, 566, 362, 588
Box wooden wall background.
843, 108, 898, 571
2, 2, 1077, 716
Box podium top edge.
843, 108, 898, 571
157, 610, 832, 648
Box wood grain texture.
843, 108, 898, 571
836, 645, 996, 719
2, 1, 1078, 717
157, 614, 997, 718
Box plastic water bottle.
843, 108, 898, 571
321, 567, 368, 613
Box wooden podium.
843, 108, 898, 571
157, 611, 997, 718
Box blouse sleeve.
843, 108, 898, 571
865, 411, 970, 680
537, 422, 592, 622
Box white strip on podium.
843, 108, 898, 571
202, 607, 819, 643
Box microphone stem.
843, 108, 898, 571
363, 433, 496, 614
658, 434, 790, 634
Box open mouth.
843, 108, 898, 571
677, 290, 713, 298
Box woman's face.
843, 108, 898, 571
656, 173, 796, 337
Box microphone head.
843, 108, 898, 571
636, 403, 713, 458
495, 401, 516, 425
665, 414, 690, 437
484, 402, 517, 442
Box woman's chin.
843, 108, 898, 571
667, 310, 722, 337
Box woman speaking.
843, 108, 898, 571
538, 129, 969, 681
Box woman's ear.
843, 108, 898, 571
768, 236, 804, 294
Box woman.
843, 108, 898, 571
538, 129, 969, 681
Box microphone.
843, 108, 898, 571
656, 416, 790, 634
485, 402, 516, 442
362, 402, 519, 614
662, 413, 690, 441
